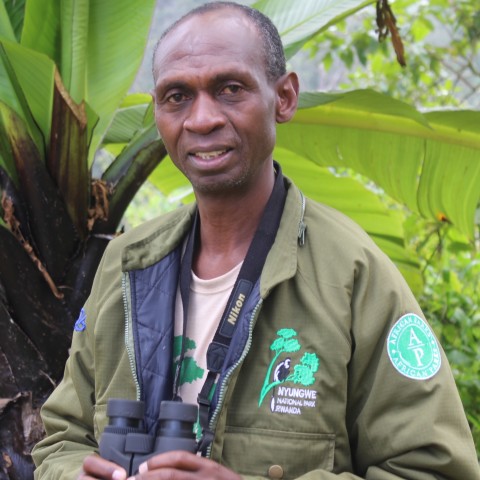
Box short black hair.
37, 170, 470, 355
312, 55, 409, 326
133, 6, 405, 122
153, 1, 286, 82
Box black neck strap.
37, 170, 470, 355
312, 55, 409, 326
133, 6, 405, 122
174, 162, 287, 453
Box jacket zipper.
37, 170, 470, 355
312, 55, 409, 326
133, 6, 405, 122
120, 193, 305, 451
122, 272, 141, 400
206, 299, 263, 457
298, 191, 307, 246
206, 194, 306, 455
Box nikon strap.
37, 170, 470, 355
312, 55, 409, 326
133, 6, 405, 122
174, 162, 287, 454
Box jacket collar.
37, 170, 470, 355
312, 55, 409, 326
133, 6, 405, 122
260, 177, 304, 297
120, 178, 305, 293
121, 204, 196, 271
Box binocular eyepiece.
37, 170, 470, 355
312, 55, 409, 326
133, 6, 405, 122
99, 398, 198, 475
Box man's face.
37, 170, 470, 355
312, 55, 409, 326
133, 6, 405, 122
153, 10, 279, 195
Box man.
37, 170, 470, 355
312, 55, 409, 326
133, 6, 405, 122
33, 2, 480, 479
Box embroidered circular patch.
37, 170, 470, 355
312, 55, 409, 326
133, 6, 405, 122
387, 313, 441, 380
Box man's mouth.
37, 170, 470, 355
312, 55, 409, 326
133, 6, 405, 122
192, 149, 229, 160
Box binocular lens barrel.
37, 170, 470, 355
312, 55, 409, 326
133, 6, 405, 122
100, 398, 199, 475
106, 398, 145, 430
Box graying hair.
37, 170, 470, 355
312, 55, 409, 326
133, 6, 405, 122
153, 1, 286, 82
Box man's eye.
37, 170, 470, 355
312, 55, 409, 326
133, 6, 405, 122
221, 85, 242, 95
167, 93, 187, 104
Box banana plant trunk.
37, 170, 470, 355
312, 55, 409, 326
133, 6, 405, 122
0, 233, 111, 479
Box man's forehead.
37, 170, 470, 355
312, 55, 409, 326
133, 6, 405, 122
155, 60, 256, 90
157, 11, 258, 58
154, 11, 261, 77
165, 8, 256, 39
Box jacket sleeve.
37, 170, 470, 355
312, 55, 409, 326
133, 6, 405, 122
32, 250, 110, 480
243, 247, 480, 479
342, 249, 480, 479
32, 231, 138, 479
32, 317, 97, 480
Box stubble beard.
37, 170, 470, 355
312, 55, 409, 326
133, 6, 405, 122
190, 168, 250, 196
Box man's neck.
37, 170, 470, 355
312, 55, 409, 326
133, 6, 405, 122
193, 170, 275, 279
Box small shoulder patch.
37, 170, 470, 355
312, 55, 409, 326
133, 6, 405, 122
387, 313, 441, 380
74, 308, 87, 332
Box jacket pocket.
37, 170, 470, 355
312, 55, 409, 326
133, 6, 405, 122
221, 426, 335, 479
93, 403, 108, 442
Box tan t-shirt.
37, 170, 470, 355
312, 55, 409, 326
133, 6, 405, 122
173, 262, 242, 405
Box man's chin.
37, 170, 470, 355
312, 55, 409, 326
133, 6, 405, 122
191, 175, 248, 197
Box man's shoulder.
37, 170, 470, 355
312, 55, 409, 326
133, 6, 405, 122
304, 196, 374, 247
281, 179, 383, 262
103, 204, 195, 267
121, 204, 193, 243
300, 194, 398, 274
297, 196, 405, 290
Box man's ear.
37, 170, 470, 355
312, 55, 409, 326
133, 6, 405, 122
149, 88, 156, 104
275, 72, 299, 124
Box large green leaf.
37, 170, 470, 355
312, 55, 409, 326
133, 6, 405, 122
253, 0, 375, 58
276, 90, 480, 239
2, 41, 55, 148
0, 41, 50, 158
22, 0, 89, 105
85, 0, 156, 159
149, 157, 195, 204
20, 0, 60, 65
3, 0, 26, 41
420, 111, 480, 235
0, 1, 16, 41
276, 149, 405, 239
20, 0, 156, 161
103, 94, 151, 144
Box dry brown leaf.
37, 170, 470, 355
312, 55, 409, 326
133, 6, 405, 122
376, 0, 406, 67
1, 192, 64, 299
87, 179, 112, 231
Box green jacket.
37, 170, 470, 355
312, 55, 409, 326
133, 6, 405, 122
33, 179, 480, 479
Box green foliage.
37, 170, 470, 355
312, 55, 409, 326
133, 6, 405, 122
404, 215, 480, 455
122, 179, 180, 229
308, 0, 480, 108
424, 255, 480, 451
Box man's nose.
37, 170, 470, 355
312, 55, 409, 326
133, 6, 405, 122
183, 93, 226, 134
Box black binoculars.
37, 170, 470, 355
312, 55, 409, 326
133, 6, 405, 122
99, 398, 198, 475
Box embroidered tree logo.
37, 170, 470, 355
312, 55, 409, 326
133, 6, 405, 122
258, 328, 319, 406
